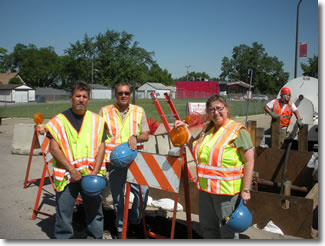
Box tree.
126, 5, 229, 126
301, 55, 318, 78
0, 47, 8, 73
5, 44, 61, 87
65, 30, 157, 88
9, 77, 23, 84
177, 71, 211, 82
219, 42, 289, 94
146, 64, 174, 85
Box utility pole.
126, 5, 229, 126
185, 65, 191, 81
294, 0, 303, 78
91, 58, 94, 84
245, 69, 254, 127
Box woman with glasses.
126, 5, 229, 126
174, 94, 254, 239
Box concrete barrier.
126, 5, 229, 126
11, 124, 42, 155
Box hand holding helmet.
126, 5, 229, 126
81, 175, 107, 197
224, 199, 252, 233
110, 142, 138, 168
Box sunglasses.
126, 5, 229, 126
117, 91, 131, 96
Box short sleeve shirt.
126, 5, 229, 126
267, 99, 297, 113
231, 128, 254, 151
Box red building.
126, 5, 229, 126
176, 81, 220, 99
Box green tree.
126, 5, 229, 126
65, 30, 156, 88
5, 43, 61, 87
8, 77, 23, 84
301, 55, 318, 78
0, 47, 8, 73
219, 42, 289, 94
177, 71, 211, 81
146, 64, 174, 85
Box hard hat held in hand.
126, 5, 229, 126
81, 175, 107, 197
224, 199, 252, 233
110, 142, 138, 168
169, 126, 188, 147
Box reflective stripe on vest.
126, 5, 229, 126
101, 104, 143, 162
46, 111, 106, 191
193, 120, 245, 195
272, 99, 293, 127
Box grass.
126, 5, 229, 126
0, 98, 266, 122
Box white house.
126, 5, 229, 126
0, 84, 35, 103
136, 82, 171, 99
89, 84, 112, 100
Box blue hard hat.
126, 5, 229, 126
110, 142, 138, 168
81, 175, 107, 197
225, 199, 252, 233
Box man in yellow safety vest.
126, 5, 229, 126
46, 81, 106, 239
100, 82, 150, 239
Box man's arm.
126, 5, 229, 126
264, 101, 279, 119
128, 110, 150, 150
49, 138, 82, 182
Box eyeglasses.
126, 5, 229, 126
117, 91, 131, 96
208, 106, 225, 113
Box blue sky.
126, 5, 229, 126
0, 0, 319, 81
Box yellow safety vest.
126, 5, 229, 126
100, 104, 144, 162
193, 120, 246, 195
45, 110, 106, 192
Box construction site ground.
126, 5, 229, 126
0, 115, 312, 241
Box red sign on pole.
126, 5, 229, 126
299, 42, 307, 57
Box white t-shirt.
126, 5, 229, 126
267, 99, 297, 114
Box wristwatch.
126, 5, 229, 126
243, 189, 250, 193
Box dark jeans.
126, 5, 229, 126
54, 182, 104, 239
108, 165, 149, 232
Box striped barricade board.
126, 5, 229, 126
127, 152, 182, 193
37, 131, 53, 163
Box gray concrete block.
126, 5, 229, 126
11, 124, 42, 155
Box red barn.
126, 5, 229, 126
176, 81, 220, 99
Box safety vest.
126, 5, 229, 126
272, 99, 293, 127
100, 104, 144, 162
193, 120, 245, 195
45, 110, 106, 192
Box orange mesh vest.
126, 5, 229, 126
272, 99, 294, 127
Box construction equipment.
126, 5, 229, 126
279, 76, 318, 148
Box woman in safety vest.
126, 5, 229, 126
174, 95, 254, 239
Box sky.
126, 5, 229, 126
0, 0, 319, 81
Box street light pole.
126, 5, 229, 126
294, 0, 303, 78
185, 65, 191, 81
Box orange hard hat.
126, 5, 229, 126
280, 87, 291, 95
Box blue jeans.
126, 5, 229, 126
108, 165, 149, 232
54, 182, 104, 239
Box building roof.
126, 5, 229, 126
0, 84, 32, 90
227, 81, 254, 88
0, 72, 25, 85
35, 87, 68, 96
89, 84, 111, 90
138, 82, 170, 91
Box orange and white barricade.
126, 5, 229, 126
122, 150, 192, 239
24, 126, 56, 219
